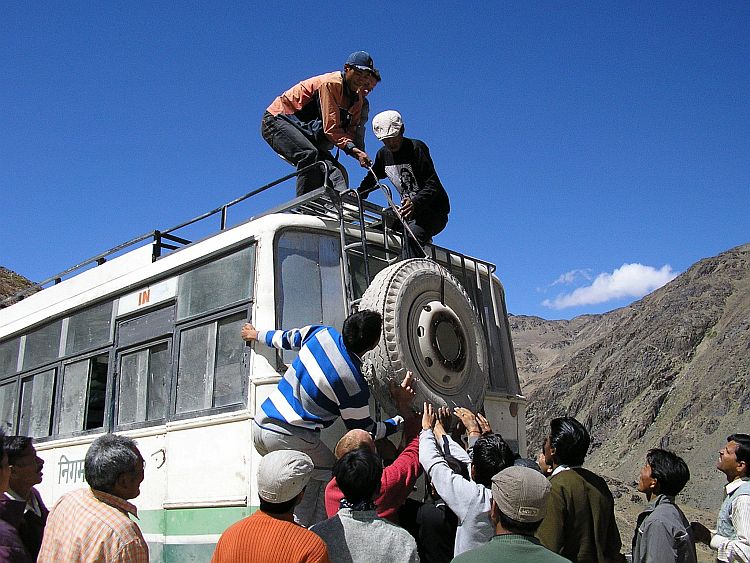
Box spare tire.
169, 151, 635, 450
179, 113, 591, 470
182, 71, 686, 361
359, 258, 489, 416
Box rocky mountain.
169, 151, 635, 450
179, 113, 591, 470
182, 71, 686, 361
0, 267, 33, 308
511, 243, 750, 558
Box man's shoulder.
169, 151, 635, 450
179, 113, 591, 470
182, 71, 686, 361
301, 71, 342, 86
643, 498, 688, 527
225, 511, 320, 541
456, 535, 568, 562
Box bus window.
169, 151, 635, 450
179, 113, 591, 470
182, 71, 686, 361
175, 312, 245, 414
22, 320, 63, 371
66, 301, 114, 356
0, 381, 17, 433
117, 341, 170, 425
57, 353, 108, 434
18, 368, 56, 438
276, 231, 346, 362
0, 338, 20, 378
177, 246, 255, 320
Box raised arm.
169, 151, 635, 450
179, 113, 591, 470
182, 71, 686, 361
241, 323, 318, 351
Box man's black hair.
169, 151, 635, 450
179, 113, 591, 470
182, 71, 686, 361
513, 456, 543, 473
472, 434, 515, 488
728, 434, 750, 474
342, 310, 382, 356
259, 496, 298, 515
646, 448, 690, 497
497, 510, 542, 535
333, 447, 383, 505
2, 436, 33, 465
549, 417, 590, 467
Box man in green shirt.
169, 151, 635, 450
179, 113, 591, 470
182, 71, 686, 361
452, 466, 567, 562
536, 417, 625, 562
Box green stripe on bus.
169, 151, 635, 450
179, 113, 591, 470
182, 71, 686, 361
138, 506, 258, 536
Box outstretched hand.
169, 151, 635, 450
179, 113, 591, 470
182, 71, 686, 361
389, 371, 416, 415
476, 412, 492, 435
421, 402, 435, 430
454, 407, 481, 435
240, 323, 258, 342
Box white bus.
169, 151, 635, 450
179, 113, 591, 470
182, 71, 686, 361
0, 182, 524, 561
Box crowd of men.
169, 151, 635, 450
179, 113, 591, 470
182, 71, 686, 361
0, 52, 746, 562
0, 308, 748, 562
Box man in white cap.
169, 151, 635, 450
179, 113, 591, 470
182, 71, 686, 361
452, 466, 567, 562
262, 51, 377, 196
358, 110, 450, 258
211, 450, 329, 563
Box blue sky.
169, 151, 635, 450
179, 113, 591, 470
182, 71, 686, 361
2, 2, 748, 319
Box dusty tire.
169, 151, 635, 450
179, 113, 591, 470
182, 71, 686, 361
359, 258, 489, 416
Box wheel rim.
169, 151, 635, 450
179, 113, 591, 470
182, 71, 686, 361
410, 295, 471, 395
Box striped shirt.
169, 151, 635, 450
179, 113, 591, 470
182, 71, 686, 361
257, 326, 401, 440
712, 478, 750, 562
38, 488, 148, 563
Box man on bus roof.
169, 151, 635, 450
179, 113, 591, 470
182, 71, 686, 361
241, 310, 416, 527
261, 51, 377, 196
358, 109, 450, 259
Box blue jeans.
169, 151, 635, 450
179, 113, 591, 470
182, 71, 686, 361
261, 112, 349, 196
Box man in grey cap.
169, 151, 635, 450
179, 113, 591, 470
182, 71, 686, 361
262, 51, 376, 196
452, 466, 568, 562
358, 109, 450, 258
211, 450, 328, 563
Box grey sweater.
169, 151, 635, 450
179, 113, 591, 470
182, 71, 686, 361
310, 508, 419, 563
418, 429, 493, 556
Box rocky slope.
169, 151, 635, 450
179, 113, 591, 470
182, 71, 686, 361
510, 243, 750, 559
0, 267, 34, 307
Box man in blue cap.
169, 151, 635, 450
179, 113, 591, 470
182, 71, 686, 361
262, 51, 377, 196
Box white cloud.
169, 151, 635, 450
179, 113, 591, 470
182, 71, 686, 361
542, 263, 678, 310
551, 269, 592, 286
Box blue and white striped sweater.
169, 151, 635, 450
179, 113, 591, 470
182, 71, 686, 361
258, 325, 402, 440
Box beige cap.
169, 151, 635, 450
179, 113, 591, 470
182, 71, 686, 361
257, 450, 314, 503
372, 110, 403, 140
491, 466, 551, 523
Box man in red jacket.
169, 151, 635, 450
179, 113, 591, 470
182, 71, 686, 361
325, 403, 421, 523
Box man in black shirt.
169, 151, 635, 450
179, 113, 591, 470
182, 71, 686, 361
358, 110, 450, 258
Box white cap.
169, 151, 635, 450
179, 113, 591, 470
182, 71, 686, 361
257, 450, 314, 503
372, 110, 403, 140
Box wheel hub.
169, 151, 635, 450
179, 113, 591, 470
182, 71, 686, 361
413, 300, 468, 393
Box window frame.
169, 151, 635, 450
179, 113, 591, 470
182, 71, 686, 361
112, 337, 173, 432
170, 304, 250, 422
53, 348, 111, 439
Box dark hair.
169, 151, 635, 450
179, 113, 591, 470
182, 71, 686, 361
498, 510, 542, 535
84, 434, 139, 493
342, 310, 382, 355
646, 449, 690, 496
3, 436, 33, 465
549, 417, 590, 466
729, 434, 750, 473
260, 496, 298, 515
0, 429, 5, 464
333, 448, 383, 504
472, 434, 515, 487
513, 457, 543, 473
